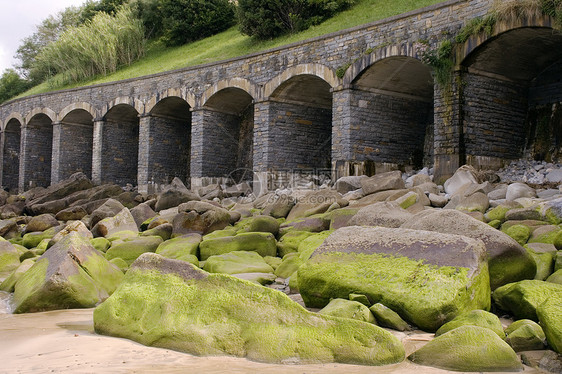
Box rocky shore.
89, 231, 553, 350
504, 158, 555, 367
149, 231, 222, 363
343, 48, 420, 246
0, 164, 561, 373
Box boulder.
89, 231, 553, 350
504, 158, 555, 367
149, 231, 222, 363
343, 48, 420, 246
261, 194, 295, 218
286, 190, 343, 221
488, 184, 508, 200
91, 208, 138, 238
369, 303, 410, 331
0, 218, 17, 237
505, 319, 547, 352
429, 193, 448, 208
105, 236, 163, 266
155, 234, 201, 261
537, 293, 562, 354
199, 232, 277, 260
55, 206, 88, 221
130, 203, 157, 229
24, 214, 59, 233
232, 272, 276, 285
12, 232, 123, 313
435, 309, 504, 338
48, 221, 93, 248
140, 223, 173, 241
203, 251, 274, 275
525, 244, 555, 281
274, 253, 303, 278
276, 231, 315, 257
25, 172, 93, 213
318, 298, 375, 324
538, 197, 562, 224
90, 199, 126, 228
546, 269, 562, 284
279, 215, 330, 235
0, 240, 21, 276
298, 226, 490, 331
334, 176, 367, 194
360, 171, 405, 196
155, 188, 199, 212
485, 201, 522, 222
401, 209, 536, 289
234, 215, 280, 235
443, 165, 478, 195
94, 253, 405, 365
347, 202, 413, 228
505, 224, 531, 245
326, 208, 358, 230
504, 207, 542, 221
493, 280, 562, 320
506, 183, 536, 201
408, 326, 522, 372
90, 237, 111, 253
172, 201, 231, 236
454, 192, 489, 213
0, 258, 35, 292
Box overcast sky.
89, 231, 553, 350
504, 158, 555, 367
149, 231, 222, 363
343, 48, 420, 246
0, 0, 87, 74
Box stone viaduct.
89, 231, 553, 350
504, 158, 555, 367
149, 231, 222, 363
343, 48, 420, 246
0, 0, 561, 194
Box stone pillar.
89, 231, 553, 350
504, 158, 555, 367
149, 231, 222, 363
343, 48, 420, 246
92, 118, 104, 185
137, 115, 151, 195
50, 122, 62, 185
190, 109, 205, 188
252, 100, 272, 194
433, 70, 465, 184
18, 125, 28, 192
331, 88, 353, 180
0, 130, 4, 188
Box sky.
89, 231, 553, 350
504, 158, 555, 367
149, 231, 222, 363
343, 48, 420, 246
0, 0, 87, 74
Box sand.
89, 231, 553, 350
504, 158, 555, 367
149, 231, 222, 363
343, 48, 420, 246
0, 291, 542, 374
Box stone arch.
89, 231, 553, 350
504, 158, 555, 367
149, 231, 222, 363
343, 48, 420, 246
264, 63, 338, 98
343, 42, 420, 87
56, 104, 96, 181
2, 115, 23, 191
144, 88, 196, 115
140, 96, 192, 190
102, 103, 140, 186
457, 15, 562, 168
103, 96, 144, 119
23, 109, 55, 188
25, 107, 56, 126
201, 78, 260, 105
2, 112, 25, 131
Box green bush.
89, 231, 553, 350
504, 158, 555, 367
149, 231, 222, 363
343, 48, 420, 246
0, 69, 31, 103
158, 0, 236, 46
238, 0, 354, 39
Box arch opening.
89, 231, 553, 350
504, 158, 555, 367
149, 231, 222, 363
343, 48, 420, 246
103, 104, 139, 186
461, 27, 562, 168
267, 74, 332, 185
199, 87, 254, 183
59, 109, 94, 181
2, 119, 22, 192
146, 97, 192, 189
349, 56, 434, 170
24, 113, 53, 188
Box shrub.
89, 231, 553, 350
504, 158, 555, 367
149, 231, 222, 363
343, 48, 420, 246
0, 69, 31, 103
158, 0, 236, 46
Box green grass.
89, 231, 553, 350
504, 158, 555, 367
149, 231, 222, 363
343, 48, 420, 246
20, 0, 445, 98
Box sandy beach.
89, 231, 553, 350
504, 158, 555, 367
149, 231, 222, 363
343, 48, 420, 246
0, 291, 545, 374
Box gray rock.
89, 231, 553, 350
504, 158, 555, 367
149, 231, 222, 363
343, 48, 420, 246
90, 199, 125, 228
348, 201, 414, 228
443, 165, 478, 195
429, 193, 448, 208
334, 176, 367, 194
360, 171, 405, 196
91, 208, 138, 238
506, 183, 536, 201
488, 185, 508, 200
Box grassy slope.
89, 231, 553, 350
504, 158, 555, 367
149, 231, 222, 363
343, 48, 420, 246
21, 0, 445, 97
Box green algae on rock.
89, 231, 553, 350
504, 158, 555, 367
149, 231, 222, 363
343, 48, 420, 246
537, 293, 562, 354
493, 280, 562, 321
505, 319, 546, 352
369, 303, 410, 331
318, 298, 376, 324
435, 309, 504, 338
199, 232, 277, 260
94, 253, 405, 365
203, 251, 274, 275
298, 226, 490, 332
13, 232, 124, 313
105, 236, 163, 265
408, 326, 523, 372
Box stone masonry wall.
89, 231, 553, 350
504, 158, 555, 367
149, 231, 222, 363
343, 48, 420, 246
23, 123, 52, 188
3, 127, 20, 191
101, 121, 139, 186
58, 123, 93, 181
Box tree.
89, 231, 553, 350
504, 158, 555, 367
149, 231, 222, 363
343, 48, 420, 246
0, 69, 31, 103
158, 0, 236, 46
80, 0, 129, 22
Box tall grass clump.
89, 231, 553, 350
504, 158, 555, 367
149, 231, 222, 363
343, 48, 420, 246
34, 5, 145, 84
492, 0, 562, 29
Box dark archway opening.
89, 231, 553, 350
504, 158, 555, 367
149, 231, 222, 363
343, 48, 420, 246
60, 109, 94, 180
3, 119, 21, 192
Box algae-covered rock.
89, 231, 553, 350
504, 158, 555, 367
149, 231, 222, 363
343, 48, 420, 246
546, 269, 562, 284
318, 298, 375, 324
279, 215, 330, 236
13, 232, 124, 313
232, 272, 276, 285
525, 245, 555, 281
369, 303, 409, 331
402, 209, 536, 289
203, 251, 274, 275
155, 234, 201, 261
298, 226, 490, 332
105, 236, 163, 265
22, 227, 58, 249
505, 224, 531, 245
264, 256, 282, 270
0, 240, 21, 276
493, 280, 562, 320
94, 253, 405, 365
90, 237, 111, 253
349, 293, 370, 306
199, 232, 277, 261
235, 215, 280, 235
48, 221, 93, 248
0, 258, 35, 292
537, 293, 562, 354
276, 231, 315, 257
109, 257, 128, 272
297, 231, 333, 261
505, 319, 546, 352
408, 326, 522, 372
140, 223, 172, 241
91, 208, 138, 238
435, 309, 504, 338
274, 253, 302, 278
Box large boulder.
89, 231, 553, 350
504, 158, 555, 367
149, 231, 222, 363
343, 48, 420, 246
334, 176, 367, 194
203, 251, 274, 275
493, 280, 562, 321
91, 208, 138, 238
360, 171, 405, 196
443, 165, 478, 195
505, 319, 547, 352
234, 215, 280, 235
154, 188, 199, 212
506, 183, 536, 201
347, 201, 413, 228
435, 309, 504, 338
90, 199, 126, 228
199, 232, 277, 261
298, 226, 490, 331
408, 326, 522, 372
25, 172, 93, 214
94, 253, 405, 365
401, 209, 536, 289
0, 240, 21, 277
172, 201, 231, 236
105, 236, 163, 266
24, 214, 59, 233
130, 203, 157, 229
286, 190, 343, 221
155, 234, 201, 263
318, 298, 375, 324
537, 293, 562, 354
12, 232, 123, 313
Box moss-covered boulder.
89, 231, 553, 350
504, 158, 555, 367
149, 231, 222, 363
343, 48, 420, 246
0, 258, 35, 292
0, 239, 21, 277
408, 326, 522, 372
90, 237, 111, 253
172, 201, 231, 236
505, 319, 546, 352
22, 227, 58, 249
48, 221, 93, 248
199, 232, 277, 261
203, 251, 274, 275
402, 209, 536, 289
297, 231, 332, 261
286, 190, 343, 221
546, 269, 562, 284
505, 224, 531, 245
279, 215, 330, 236
13, 232, 124, 313
155, 234, 201, 261
435, 310, 504, 338
525, 244, 555, 280
234, 215, 280, 235
369, 303, 409, 331
537, 293, 562, 354
276, 231, 315, 257
94, 253, 405, 365
91, 208, 138, 238
348, 202, 413, 228
528, 225, 560, 244
493, 280, 562, 320
140, 223, 172, 241
318, 298, 376, 324
232, 272, 276, 285
105, 236, 163, 265
485, 202, 522, 223
274, 253, 302, 278
298, 226, 490, 332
